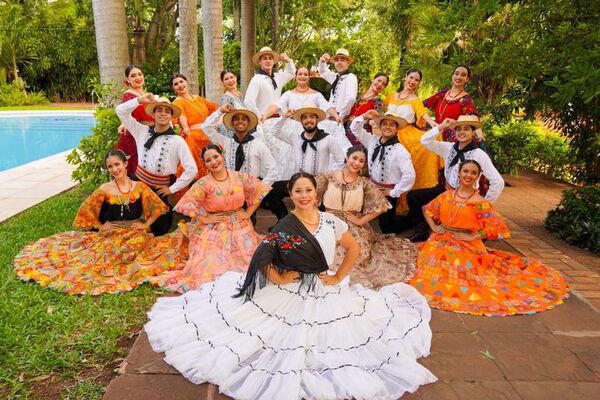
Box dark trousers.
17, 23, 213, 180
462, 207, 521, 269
132, 175, 174, 236
407, 185, 445, 233
377, 196, 410, 234
261, 180, 289, 220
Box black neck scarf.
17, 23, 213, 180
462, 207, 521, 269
144, 126, 177, 150
257, 69, 277, 90
331, 70, 350, 96
301, 129, 328, 153
232, 133, 255, 171
449, 141, 478, 167
371, 136, 399, 163
234, 213, 329, 301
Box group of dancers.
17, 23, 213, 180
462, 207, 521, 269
14, 46, 569, 399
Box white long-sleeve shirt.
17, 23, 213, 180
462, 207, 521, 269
421, 126, 505, 202
201, 110, 279, 185
115, 98, 197, 193
275, 90, 332, 113
245, 61, 296, 115
270, 117, 346, 176
350, 116, 416, 198
317, 61, 358, 119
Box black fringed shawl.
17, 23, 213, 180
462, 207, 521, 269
235, 213, 329, 301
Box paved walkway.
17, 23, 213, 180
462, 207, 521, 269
102, 171, 600, 400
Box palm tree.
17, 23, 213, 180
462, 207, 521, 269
179, 0, 199, 95
201, 0, 223, 101
240, 0, 256, 91
91, 0, 130, 89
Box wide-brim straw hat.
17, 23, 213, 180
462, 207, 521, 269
454, 115, 482, 129
291, 105, 327, 123
252, 46, 280, 65
373, 112, 408, 130
331, 48, 354, 64
144, 97, 181, 119
223, 107, 259, 131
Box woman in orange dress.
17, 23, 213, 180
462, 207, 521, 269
171, 73, 218, 179
410, 160, 568, 316
116, 65, 154, 176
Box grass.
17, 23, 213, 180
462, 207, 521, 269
0, 186, 162, 399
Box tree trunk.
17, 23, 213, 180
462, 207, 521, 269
91, 0, 130, 91
271, 0, 280, 48
179, 0, 199, 95
233, 0, 241, 42
240, 0, 256, 92
201, 0, 224, 102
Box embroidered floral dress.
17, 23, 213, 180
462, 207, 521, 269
135, 171, 271, 293
423, 88, 479, 143
144, 212, 436, 400
14, 183, 168, 295
173, 95, 219, 179
409, 191, 569, 316
316, 171, 418, 288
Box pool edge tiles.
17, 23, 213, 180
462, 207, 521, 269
0, 150, 78, 223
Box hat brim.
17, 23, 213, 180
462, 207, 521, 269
374, 115, 408, 130
454, 121, 482, 129
144, 102, 181, 119
291, 107, 327, 123
331, 54, 354, 64
223, 110, 259, 132
252, 50, 281, 66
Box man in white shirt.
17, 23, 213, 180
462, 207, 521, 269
271, 104, 347, 177
407, 115, 505, 242
201, 105, 288, 220
245, 46, 296, 120
116, 93, 197, 235
317, 48, 358, 120
350, 110, 416, 234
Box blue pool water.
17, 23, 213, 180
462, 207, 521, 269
0, 112, 95, 171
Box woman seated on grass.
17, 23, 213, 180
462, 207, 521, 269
14, 149, 168, 295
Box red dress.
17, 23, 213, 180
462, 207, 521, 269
115, 91, 154, 176
343, 96, 384, 145
423, 88, 478, 142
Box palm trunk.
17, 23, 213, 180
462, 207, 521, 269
179, 0, 199, 95
240, 0, 256, 92
271, 0, 280, 48
201, 0, 224, 101
233, 0, 241, 41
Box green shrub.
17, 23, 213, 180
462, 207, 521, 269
66, 105, 118, 187
0, 82, 49, 106
545, 186, 600, 254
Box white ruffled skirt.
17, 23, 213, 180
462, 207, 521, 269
145, 271, 437, 400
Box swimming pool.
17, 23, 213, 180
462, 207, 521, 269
0, 111, 95, 171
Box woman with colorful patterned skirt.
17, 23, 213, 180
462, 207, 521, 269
316, 145, 418, 289
134, 144, 272, 293
409, 160, 568, 316
14, 150, 168, 295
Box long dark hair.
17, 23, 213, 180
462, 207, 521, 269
287, 172, 317, 192
346, 144, 367, 159
124, 64, 142, 77
397, 67, 422, 92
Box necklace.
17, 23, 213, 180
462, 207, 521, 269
114, 178, 133, 218
211, 170, 229, 182
295, 86, 310, 93
445, 88, 465, 100
448, 189, 476, 224
341, 168, 358, 184
396, 90, 414, 102
359, 91, 376, 103
293, 211, 320, 225
211, 171, 234, 199
438, 88, 466, 122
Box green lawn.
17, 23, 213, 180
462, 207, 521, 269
0, 186, 162, 399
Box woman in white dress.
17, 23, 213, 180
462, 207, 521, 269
144, 172, 436, 400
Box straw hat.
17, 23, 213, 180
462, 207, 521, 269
373, 112, 408, 130
252, 46, 280, 65
454, 115, 481, 129
144, 97, 181, 119
223, 107, 259, 131
291, 103, 327, 123
331, 48, 354, 64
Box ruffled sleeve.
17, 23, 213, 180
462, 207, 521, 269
315, 173, 330, 204
362, 178, 392, 214
240, 172, 271, 206
423, 89, 443, 111
423, 191, 446, 223
171, 97, 185, 126
460, 95, 479, 116
328, 213, 349, 241
473, 201, 511, 240
73, 189, 106, 230
206, 98, 219, 114
174, 179, 208, 218
413, 98, 429, 129
139, 183, 169, 221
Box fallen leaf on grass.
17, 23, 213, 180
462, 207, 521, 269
480, 349, 495, 360
30, 374, 52, 382
18, 372, 25, 382
47, 305, 54, 315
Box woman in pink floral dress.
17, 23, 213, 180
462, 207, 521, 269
134, 144, 271, 292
